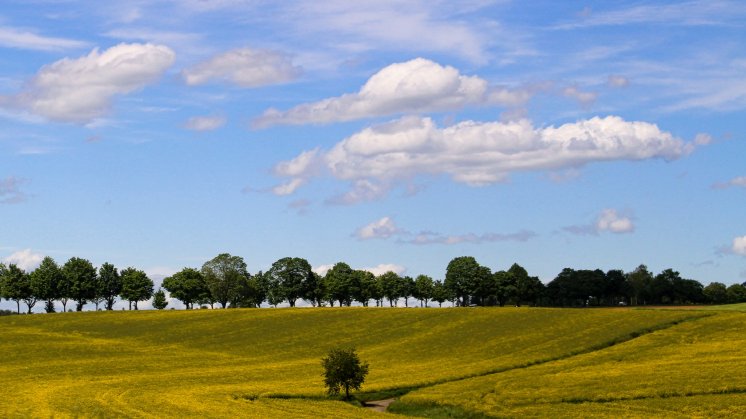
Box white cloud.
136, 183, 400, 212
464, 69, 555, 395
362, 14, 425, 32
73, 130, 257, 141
254, 58, 489, 127
287, 1, 490, 64
3, 249, 44, 271
0, 177, 29, 204
733, 236, 746, 256
8, 43, 175, 123
184, 115, 226, 131
312, 264, 335, 276
353, 217, 536, 245
555, 2, 746, 29
595, 209, 634, 234
182, 47, 301, 87
363, 263, 407, 276
0, 26, 88, 51
313, 262, 406, 277
272, 115, 689, 198
563, 86, 598, 106
713, 176, 746, 189
607, 75, 629, 88
355, 217, 401, 240
564, 208, 635, 236
272, 178, 306, 196
403, 230, 537, 245
694, 133, 713, 145
326, 179, 390, 205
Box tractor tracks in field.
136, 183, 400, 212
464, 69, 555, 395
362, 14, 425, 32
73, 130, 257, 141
365, 312, 715, 413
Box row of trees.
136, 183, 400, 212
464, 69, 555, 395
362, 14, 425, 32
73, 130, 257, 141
444, 257, 746, 307
2, 253, 744, 313
0, 257, 164, 313
162, 254, 453, 310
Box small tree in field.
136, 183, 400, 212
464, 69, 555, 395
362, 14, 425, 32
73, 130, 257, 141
152, 289, 168, 310
321, 347, 369, 400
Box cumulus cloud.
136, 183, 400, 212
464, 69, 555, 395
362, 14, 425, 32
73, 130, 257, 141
565, 208, 635, 236
355, 217, 401, 240
255, 58, 492, 127
363, 263, 407, 276
0, 26, 88, 51
6, 43, 175, 123
713, 176, 746, 189
272, 115, 689, 199
595, 209, 634, 233
312, 264, 335, 276
3, 249, 44, 271
733, 236, 746, 256
184, 115, 226, 131
0, 177, 30, 204
182, 47, 301, 87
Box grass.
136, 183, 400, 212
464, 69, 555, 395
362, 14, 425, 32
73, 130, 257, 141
0, 307, 716, 417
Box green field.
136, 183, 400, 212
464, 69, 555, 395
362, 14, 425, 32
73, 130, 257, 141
0, 306, 744, 417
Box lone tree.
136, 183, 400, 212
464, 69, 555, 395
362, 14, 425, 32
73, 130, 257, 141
321, 347, 369, 400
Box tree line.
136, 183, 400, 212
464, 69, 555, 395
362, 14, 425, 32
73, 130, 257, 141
1, 253, 744, 314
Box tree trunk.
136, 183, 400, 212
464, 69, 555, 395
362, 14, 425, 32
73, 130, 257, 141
345, 384, 350, 400
134, 301, 139, 310
61, 299, 68, 312
16, 300, 20, 314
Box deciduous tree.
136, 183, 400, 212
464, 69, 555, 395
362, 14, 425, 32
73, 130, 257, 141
120, 267, 153, 310
62, 257, 97, 311
445, 256, 481, 306
98, 263, 121, 310
152, 289, 168, 310
30, 257, 62, 313
267, 257, 313, 307
321, 347, 369, 400
163, 268, 209, 309
413, 275, 434, 307
201, 253, 248, 309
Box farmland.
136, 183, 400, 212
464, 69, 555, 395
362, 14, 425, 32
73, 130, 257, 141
0, 307, 743, 417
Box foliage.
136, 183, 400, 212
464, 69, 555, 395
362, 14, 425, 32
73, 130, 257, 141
445, 256, 482, 306
1, 264, 31, 313
413, 274, 434, 307
30, 256, 62, 311
201, 253, 248, 308
98, 262, 121, 310
325, 262, 355, 307
120, 267, 154, 310
321, 347, 369, 399
163, 268, 209, 309
703, 282, 728, 304
152, 289, 168, 310
267, 257, 313, 307
62, 257, 98, 311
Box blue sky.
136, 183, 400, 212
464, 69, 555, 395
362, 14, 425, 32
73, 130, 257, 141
1, 0, 745, 309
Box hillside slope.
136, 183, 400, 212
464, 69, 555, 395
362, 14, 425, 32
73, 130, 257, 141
0, 307, 706, 417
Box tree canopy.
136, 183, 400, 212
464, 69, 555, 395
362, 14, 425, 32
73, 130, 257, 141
321, 347, 369, 400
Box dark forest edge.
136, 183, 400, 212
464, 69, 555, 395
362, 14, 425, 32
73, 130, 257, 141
1, 253, 744, 314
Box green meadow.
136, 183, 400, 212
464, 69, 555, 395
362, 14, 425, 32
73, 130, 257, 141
0, 306, 744, 417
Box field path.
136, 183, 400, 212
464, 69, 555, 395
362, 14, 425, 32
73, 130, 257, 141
365, 398, 396, 412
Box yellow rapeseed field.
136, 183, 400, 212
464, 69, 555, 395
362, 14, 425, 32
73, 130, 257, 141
0, 307, 713, 417
400, 310, 746, 418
